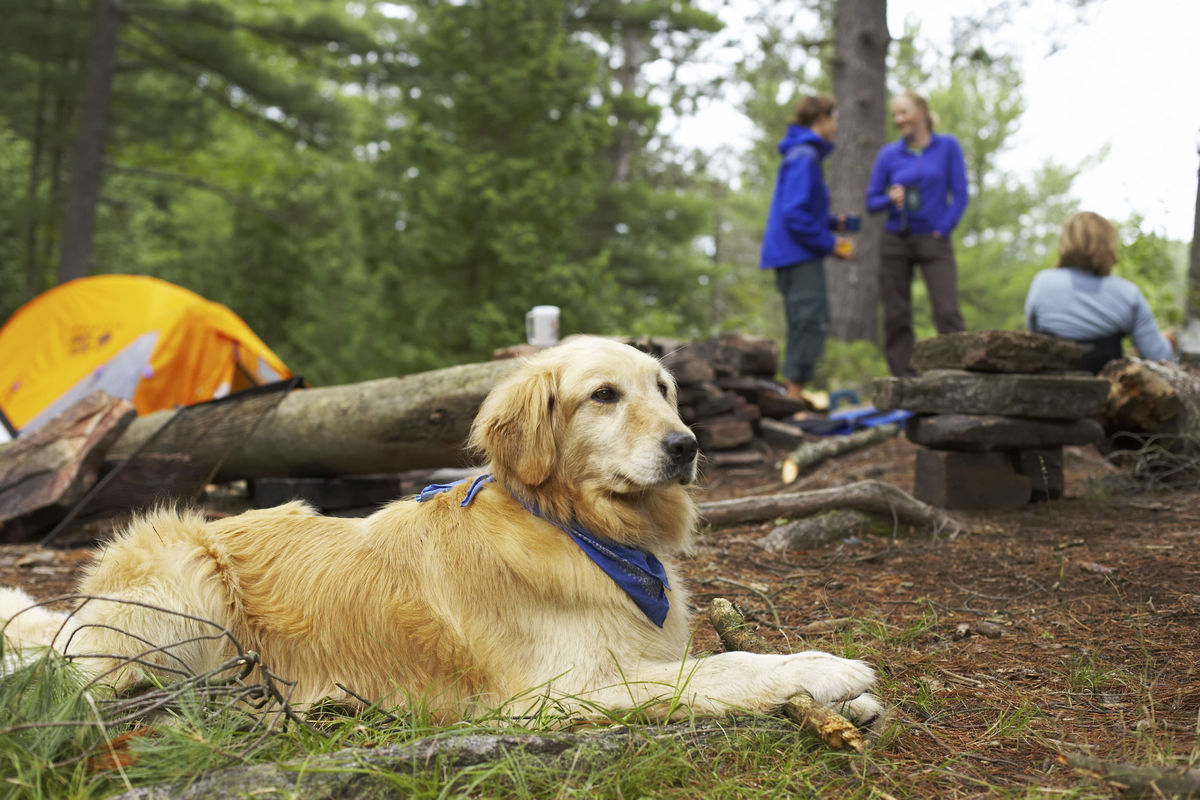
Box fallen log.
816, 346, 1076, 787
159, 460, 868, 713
706, 598, 864, 752
1062, 752, 1200, 798
780, 423, 900, 484
105, 724, 743, 800
0, 392, 135, 541
106, 359, 519, 481
697, 480, 960, 536
757, 510, 881, 553
1099, 358, 1200, 448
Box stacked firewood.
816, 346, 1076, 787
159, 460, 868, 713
625, 332, 811, 467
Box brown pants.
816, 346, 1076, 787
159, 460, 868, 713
879, 232, 965, 376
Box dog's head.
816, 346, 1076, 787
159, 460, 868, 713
469, 336, 699, 545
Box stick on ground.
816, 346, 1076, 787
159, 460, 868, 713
706, 598, 864, 752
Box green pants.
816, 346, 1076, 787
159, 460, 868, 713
773, 259, 828, 384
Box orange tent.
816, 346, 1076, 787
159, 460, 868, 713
0, 275, 291, 434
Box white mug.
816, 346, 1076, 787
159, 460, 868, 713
525, 305, 560, 347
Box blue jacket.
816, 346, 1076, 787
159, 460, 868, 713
759, 125, 836, 269
865, 132, 968, 237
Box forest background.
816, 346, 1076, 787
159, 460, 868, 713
0, 0, 1190, 392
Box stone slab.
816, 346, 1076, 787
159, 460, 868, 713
904, 413, 1104, 451
874, 370, 1110, 419
912, 449, 1032, 510
910, 330, 1085, 374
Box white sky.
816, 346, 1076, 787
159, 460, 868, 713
671, 0, 1200, 242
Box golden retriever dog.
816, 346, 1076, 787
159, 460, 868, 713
1, 336, 880, 724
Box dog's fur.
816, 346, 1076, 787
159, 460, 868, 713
1, 336, 879, 723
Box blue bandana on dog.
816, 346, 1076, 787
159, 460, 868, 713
416, 474, 671, 627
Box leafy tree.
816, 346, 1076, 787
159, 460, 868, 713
0, 0, 378, 306
350, 0, 725, 368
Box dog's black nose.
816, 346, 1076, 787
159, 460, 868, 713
663, 431, 698, 466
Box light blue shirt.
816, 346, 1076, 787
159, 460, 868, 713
1024, 267, 1173, 361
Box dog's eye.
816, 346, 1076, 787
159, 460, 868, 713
591, 387, 619, 403
657, 381, 669, 398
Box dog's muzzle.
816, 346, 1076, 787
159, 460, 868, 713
662, 431, 699, 483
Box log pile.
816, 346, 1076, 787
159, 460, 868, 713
626, 332, 813, 467
873, 330, 1108, 510
0, 332, 817, 542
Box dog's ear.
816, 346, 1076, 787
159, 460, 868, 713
469, 360, 557, 486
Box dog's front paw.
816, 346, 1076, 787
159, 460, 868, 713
769, 651, 878, 713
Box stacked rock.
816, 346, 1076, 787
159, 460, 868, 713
871, 330, 1110, 509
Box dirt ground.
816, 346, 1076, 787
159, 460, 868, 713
2, 435, 1198, 795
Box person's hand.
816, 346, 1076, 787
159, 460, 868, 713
834, 214, 847, 232
1164, 327, 1178, 352
888, 184, 905, 208
832, 237, 853, 259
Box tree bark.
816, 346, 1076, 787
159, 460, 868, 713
57, 0, 122, 284
827, 0, 889, 342
697, 479, 959, 536
0, 392, 135, 541
1184, 149, 1200, 356
106, 359, 519, 481
1099, 358, 1200, 452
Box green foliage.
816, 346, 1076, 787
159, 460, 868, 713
0, 0, 1190, 391
1118, 216, 1186, 329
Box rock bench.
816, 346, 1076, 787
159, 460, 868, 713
872, 331, 1108, 509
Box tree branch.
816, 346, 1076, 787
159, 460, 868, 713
707, 598, 864, 752
697, 480, 961, 536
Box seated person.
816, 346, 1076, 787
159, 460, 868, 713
1025, 211, 1176, 373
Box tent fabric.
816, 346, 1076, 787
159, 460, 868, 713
0, 275, 291, 433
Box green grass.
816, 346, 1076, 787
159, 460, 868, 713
0, 630, 1157, 800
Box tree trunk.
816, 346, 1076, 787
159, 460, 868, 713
24, 2, 52, 300
106, 359, 520, 481
57, 0, 122, 284
827, 0, 889, 343
611, 14, 646, 186
1184, 148, 1200, 354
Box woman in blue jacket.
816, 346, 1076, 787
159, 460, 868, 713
866, 91, 969, 376
760, 95, 852, 404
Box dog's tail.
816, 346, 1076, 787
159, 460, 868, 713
0, 587, 70, 650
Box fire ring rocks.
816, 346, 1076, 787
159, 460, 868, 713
872, 331, 1108, 510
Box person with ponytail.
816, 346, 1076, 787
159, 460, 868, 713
760, 94, 854, 405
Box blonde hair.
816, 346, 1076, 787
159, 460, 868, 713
791, 95, 836, 128
1056, 211, 1119, 276
896, 91, 934, 131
